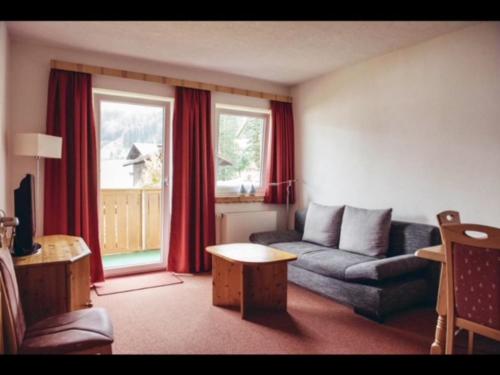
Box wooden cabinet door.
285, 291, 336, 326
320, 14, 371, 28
16, 263, 68, 326
69, 256, 91, 310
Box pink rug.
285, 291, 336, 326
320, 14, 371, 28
94, 272, 183, 296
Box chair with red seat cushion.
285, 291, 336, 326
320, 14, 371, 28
0, 246, 113, 354
440, 223, 500, 354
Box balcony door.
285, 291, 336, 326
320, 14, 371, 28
94, 89, 172, 277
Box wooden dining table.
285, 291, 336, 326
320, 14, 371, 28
415, 244, 447, 354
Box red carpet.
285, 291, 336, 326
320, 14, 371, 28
94, 272, 183, 296
91, 273, 500, 354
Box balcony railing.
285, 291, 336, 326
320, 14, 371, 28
99, 188, 162, 256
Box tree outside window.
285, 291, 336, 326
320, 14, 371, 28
216, 109, 268, 194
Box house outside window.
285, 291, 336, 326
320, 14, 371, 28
215, 105, 270, 196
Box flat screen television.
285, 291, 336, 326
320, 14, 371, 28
13, 174, 41, 256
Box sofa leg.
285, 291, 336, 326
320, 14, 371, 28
354, 307, 385, 323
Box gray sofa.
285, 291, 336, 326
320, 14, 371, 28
249, 208, 441, 322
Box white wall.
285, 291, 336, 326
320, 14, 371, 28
292, 22, 500, 226
0, 22, 9, 212
7, 38, 289, 235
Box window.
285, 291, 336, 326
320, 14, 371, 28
215, 106, 270, 196
98, 100, 165, 189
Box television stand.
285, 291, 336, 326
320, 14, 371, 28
13, 235, 92, 326
12, 241, 41, 257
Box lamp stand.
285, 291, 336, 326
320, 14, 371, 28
35, 156, 40, 238
269, 179, 295, 231
286, 180, 291, 230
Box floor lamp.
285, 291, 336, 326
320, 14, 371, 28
13, 133, 63, 236
268, 179, 295, 230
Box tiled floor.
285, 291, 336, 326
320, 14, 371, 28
102, 249, 161, 269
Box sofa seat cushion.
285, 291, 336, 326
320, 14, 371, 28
344, 254, 430, 282
271, 241, 326, 257
20, 308, 114, 354
294, 249, 375, 280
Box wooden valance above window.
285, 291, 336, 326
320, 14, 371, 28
50, 60, 293, 103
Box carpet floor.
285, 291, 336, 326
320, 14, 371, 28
91, 273, 500, 354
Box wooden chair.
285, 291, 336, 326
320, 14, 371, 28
436, 211, 463, 338
440, 223, 500, 354
0, 246, 114, 354
437, 210, 461, 226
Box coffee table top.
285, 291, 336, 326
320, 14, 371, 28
206, 243, 298, 265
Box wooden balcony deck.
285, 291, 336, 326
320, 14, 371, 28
99, 188, 162, 256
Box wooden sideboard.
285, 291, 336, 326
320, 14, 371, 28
14, 235, 92, 326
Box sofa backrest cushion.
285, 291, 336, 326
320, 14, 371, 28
302, 202, 344, 247
295, 208, 307, 233
387, 221, 442, 256
338, 206, 393, 257
294, 208, 442, 257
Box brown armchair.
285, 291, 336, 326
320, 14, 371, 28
440, 223, 500, 354
0, 246, 113, 354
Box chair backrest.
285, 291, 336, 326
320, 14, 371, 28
0, 246, 26, 353
437, 210, 461, 226
441, 224, 500, 332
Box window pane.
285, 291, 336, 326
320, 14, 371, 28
98, 98, 165, 270
100, 101, 164, 189
217, 113, 265, 191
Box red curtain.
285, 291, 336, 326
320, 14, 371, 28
264, 100, 296, 204
44, 69, 104, 283
167, 87, 215, 273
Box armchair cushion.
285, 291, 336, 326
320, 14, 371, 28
20, 308, 114, 354
0, 247, 27, 350
249, 230, 302, 245
344, 254, 430, 282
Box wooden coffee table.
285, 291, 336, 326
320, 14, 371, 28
206, 243, 298, 319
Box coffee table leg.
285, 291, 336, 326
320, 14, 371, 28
241, 264, 248, 319
430, 266, 447, 354
240, 262, 288, 320
212, 255, 240, 308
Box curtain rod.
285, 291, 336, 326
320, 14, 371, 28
50, 60, 293, 103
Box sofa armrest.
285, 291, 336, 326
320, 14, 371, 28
249, 230, 302, 245
344, 254, 430, 282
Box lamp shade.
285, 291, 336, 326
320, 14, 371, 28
14, 133, 62, 159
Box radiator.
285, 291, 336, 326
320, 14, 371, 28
217, 211, 278, 244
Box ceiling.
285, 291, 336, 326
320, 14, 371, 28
7, 21, 475, 86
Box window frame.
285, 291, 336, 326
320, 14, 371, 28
214, 105, 271, 197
